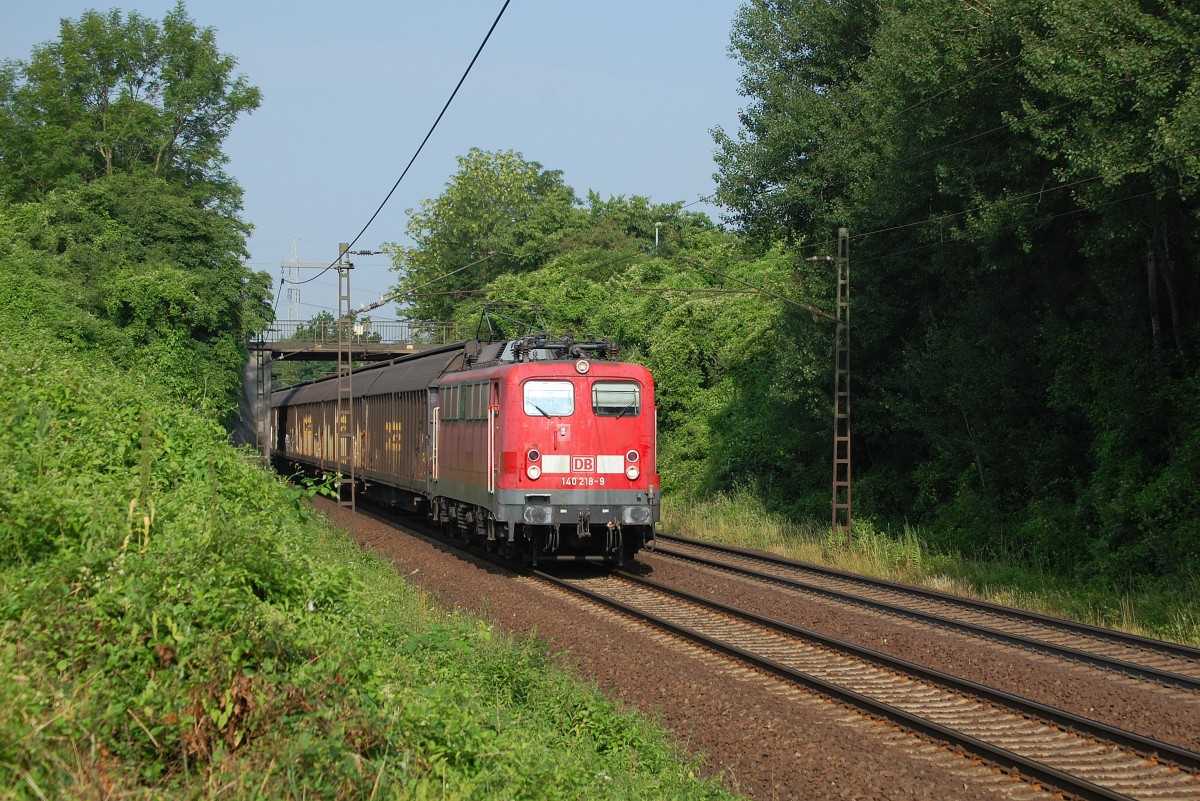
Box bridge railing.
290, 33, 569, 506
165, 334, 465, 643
256, 319, 461, 346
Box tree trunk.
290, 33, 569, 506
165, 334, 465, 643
1160, 231, 1185, 361
1146, 239, 1162, 354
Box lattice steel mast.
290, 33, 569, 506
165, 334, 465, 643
831, 227, 851, 545
335, 243, 355, 510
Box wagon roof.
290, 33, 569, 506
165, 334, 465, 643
271, 343, 465, 407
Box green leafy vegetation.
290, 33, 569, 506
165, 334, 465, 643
709, 0, 1200, 583
0, 3, 272, 418
5, 0, 1199, 793
0, 347, 731, 799
383, 0, 1200, 590
388, 147, 581, 322
1, 7, 734, 798
0, 3, 261, 212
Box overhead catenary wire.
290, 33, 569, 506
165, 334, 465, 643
353, 251, 501, 317
284, 0, 512, 288
676, 255, 835, 322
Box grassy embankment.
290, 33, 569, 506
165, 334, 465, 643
661, 491, 1200, 646
0, 345, 735, 801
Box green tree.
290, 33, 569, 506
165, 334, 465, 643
390, 145, 833, 502
1, 5, 269, 416
713, 0, 1200, 578
385, 148, 579, 320
0, 2, 261, 212
712, 0, 881, 245
287, 310, 337, 342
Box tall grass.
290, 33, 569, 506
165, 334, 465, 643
0, 346, 735, 800
660, 489, 1200, 646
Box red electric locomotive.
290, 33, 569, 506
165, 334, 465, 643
271, 334, 660, 564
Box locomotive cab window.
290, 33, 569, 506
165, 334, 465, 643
592, 381, 640, 417
524, 381, 574, 417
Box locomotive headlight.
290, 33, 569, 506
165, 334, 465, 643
526, 464, 542, 480
527, 448, 541, 462
625, 465, 640, 480
575, 359, 590, 374
625, 449, 639, 463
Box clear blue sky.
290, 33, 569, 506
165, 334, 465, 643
5, 1, 748, 322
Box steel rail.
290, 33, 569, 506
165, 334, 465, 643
610, 569, 1200, 772
352, 507, 1196, 800
652, 538, 1200, 690
656, 533, 1200, 660
537, 568, 1150, 801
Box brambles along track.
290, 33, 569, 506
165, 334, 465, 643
538, 567, 1200, 801
653, 533, 1200, 690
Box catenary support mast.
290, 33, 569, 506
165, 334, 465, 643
831, 227, 851, 544
335, 243, 355, 510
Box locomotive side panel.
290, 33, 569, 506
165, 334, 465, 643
436, 379, 497, 511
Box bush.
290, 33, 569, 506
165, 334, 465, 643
0, 345, 730, 799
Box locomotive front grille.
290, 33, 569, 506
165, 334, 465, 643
507, 489, 657, 531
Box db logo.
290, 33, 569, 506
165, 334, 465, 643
571, 456, 595, 472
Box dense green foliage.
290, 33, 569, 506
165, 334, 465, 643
5, 0, 1198, 793
384, 153, 825, 504
710, 0, 1200, 580
0, 179, 271, 413
387, 1, 1200, 584
389, 148, 581, 322
0, 4, 272, 415
0, 2, 261, 213
0, 345, 731, 799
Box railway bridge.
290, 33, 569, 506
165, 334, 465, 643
235, 319, 458, 458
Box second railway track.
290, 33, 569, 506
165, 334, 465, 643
649, 533, 1200, 690
541, 567, 1200, 801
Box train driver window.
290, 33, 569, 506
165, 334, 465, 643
592, 381, 640, 417
524, 381, 574, 417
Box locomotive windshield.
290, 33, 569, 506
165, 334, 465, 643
592, 381, 641, 417
524, 380, 574, 417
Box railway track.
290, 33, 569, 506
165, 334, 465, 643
354, 506, 1200, 799
540, 567, 1200, 801
650, 533, 1200, 690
